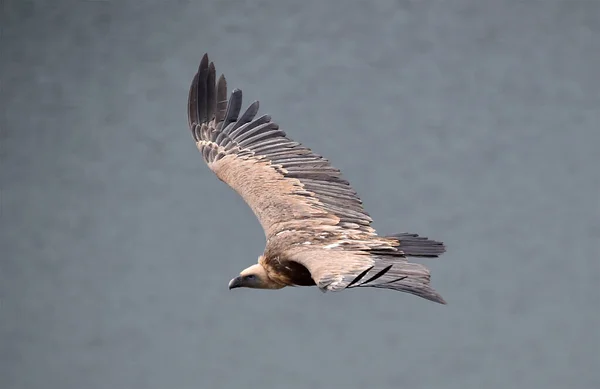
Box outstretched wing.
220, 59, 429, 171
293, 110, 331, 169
279, 246, 446, 304
187, 54, 446, 304
188, 53, 381, 242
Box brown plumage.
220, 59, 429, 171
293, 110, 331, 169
187, 53, 448, 304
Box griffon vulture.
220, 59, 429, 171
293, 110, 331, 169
187, 53, 447, 304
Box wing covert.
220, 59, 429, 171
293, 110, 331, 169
187, 54, 378, 242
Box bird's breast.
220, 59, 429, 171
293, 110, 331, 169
264, 256, 316, 287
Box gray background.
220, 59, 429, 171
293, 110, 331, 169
1, 0, 599, 388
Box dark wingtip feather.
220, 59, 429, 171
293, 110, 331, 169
206, 61, 216, 122
223, 100, 261, 136
188, 53, 211, 131
221, 89, 243, 133
187, 71, 200, 129
215, 74, 228, 124
197, 54, 209, 123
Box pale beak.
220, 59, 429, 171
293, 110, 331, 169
228, 276, 242, 290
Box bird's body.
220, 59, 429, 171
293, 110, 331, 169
187, 53, 448, 304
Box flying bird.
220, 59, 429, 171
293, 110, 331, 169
187, 53, 447, 304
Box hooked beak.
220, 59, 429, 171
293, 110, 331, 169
228, 276, 242, 290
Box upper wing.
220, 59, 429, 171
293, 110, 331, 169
187, 53, 381, 241
188, 54, 446, 304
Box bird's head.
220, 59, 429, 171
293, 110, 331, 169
228, 263, 284, 290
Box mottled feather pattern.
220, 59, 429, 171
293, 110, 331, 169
187, 54, 447, 304
188, 54, 377, 238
